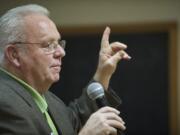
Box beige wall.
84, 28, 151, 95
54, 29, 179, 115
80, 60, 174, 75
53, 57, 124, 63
0, 0, 180, 134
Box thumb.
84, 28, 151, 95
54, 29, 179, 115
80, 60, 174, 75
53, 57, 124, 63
110, 51, 125, 65
111, 51, 131, 64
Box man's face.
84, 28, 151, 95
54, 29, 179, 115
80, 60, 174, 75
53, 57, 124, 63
18, 14, 65, 89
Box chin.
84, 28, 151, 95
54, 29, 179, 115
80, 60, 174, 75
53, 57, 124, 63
52, 75, 60, 83
47, 72, 60, 84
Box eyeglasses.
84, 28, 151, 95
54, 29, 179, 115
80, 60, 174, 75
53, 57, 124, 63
12, 39, 66, 54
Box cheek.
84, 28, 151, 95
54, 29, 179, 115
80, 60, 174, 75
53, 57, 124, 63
19, 49, 53, 75
28, 52, 52, 71
36, 56, 52, 69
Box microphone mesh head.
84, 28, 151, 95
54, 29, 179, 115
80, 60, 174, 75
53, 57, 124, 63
87, 82, 104, 100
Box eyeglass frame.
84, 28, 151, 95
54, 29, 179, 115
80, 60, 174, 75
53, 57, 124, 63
10, 39, 66, 54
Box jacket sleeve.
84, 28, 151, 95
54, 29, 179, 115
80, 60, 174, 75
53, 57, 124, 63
67, 81, 122, 133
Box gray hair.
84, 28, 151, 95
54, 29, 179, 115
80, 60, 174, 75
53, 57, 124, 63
0, 4, 50, 64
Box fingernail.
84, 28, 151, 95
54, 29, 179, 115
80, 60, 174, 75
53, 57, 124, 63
124, 55, 131, 60
128, 56, 132, 59
105, 26, 111, 33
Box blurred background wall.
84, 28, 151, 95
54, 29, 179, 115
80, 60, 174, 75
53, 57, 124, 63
0, 0, 179, 135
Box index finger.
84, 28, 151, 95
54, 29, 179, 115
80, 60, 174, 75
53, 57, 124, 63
101, 26, 111, 48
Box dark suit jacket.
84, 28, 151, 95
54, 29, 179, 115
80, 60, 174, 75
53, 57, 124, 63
0, 70, 121, 135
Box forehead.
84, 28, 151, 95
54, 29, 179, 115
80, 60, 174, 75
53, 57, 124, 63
23, 14, 60, 41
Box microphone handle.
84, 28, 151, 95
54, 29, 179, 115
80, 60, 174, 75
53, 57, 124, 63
95, 96, 109, 108
96, 97, 125, 135
117, 130, 125, 135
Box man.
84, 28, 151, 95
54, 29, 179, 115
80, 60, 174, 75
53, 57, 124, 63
0, 4, 131, 135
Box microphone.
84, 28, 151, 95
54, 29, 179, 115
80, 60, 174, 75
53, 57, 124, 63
87, 82, 108, 108
87, 82, 124, 135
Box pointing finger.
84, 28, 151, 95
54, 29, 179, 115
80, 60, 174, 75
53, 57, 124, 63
101, 27, 111, 48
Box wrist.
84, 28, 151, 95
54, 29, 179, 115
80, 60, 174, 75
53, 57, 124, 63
93, 72, 111, 90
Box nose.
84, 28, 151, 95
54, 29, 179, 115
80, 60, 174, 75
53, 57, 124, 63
53, 45, 66, 58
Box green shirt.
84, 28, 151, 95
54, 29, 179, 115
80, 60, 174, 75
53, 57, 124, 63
0, 67, 59, 135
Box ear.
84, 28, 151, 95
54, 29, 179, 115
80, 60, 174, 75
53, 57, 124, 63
4, 45, 21, 67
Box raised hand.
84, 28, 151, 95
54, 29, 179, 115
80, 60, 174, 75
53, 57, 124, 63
93, 27, 131, 89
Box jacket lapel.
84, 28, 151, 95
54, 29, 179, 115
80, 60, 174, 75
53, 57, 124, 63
0, 70, 52, 134
45, 93, 76, 135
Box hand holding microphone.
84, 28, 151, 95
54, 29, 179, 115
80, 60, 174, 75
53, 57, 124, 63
79, 82, 126, 135
79, 106, 126, 135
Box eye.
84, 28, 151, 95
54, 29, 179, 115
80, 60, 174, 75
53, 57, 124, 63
41, 42, 50, 48
47, 43, 55, 50
41, 42, 54, 52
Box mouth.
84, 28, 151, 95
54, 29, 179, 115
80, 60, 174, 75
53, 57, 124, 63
51, 65, 61, 72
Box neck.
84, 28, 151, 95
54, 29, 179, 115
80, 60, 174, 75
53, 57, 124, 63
25, 75, 51, 94
2, 64, 50, 95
